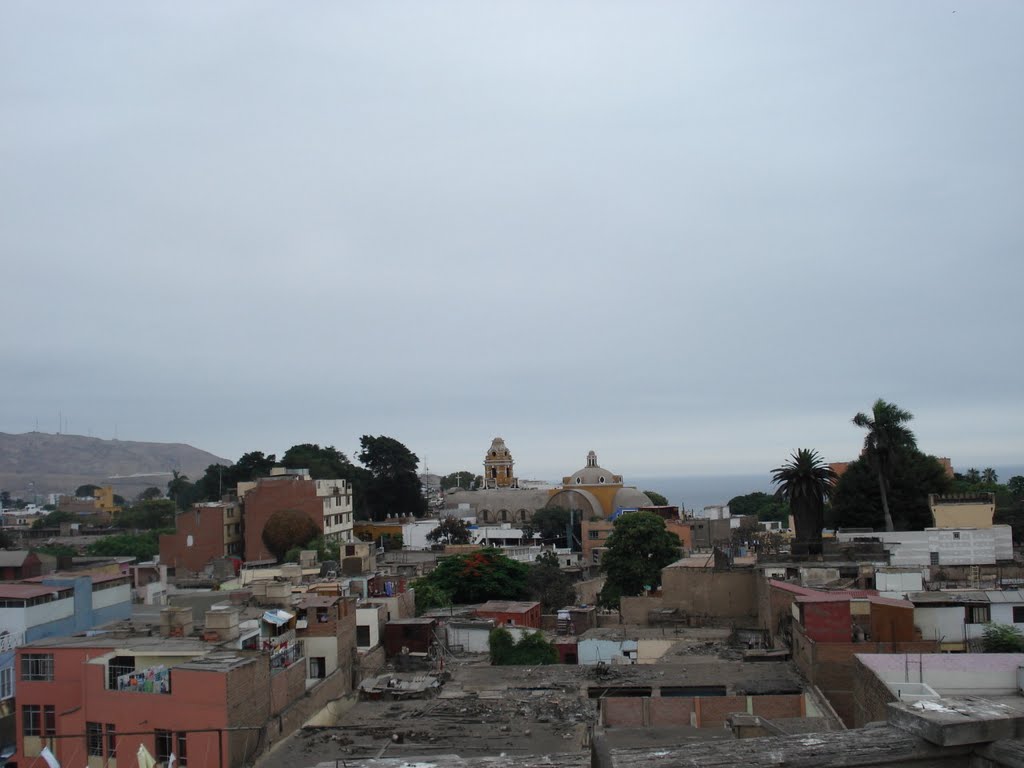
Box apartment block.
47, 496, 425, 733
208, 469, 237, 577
158, 501, 243, 575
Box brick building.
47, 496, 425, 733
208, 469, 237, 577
11, 597, 357, 768
474, 601, 542, 629
0, 551, 41, 581
159, 501, 242, 575
239, 468, 354, 563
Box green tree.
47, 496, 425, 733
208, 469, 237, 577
138, 487, 163, 502
832, 448, 953, 531
1008, 476, 1024, 499
0, 490, 11, 508
441, 471, 479, 490
527, 551, 576, 612
166, 471, 193, 510
32, 509, 77, 529
853, 399, 918, 532
413, 548, 529, 604
727, 491, 791, 523
0, 529, 13, 548
358, 435, 427, 520
426, 516, 472, 545
982, 468, 999, 485
771, 449, 837, 555
489, 628, 558, 666
414, 582, 452, 614
261, 509, 320, 561
75, 484, 102, 497
965, 468, 982, 484
598, 512, 681, 609
531, 507, 572, 544
981, 623, 1024, 653
115, 499, 176, 530
643, 490, 669, 506
86, 531, 164, 561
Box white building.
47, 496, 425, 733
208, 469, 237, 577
835, 526, 1013, 567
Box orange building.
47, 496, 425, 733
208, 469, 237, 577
159, 501, 242, 575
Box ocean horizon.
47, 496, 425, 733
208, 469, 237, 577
630, 463, 1024, 514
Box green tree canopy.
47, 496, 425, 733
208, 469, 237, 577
138, 487, 163, 502
831, 448, 953, 531
261, 509, 320, 561
527, 551, 576, 612
1008, 476, 1024, 499
981, 623, 1024, 653
441, 471, 480, 490
531, 507, 572, 544
358, 435, 427, 520
426, 516, 472, 545
644, 490, 669, 506
727, 491, 790, 523
771, 449, 837, 555
115, 499, 176, 530
853, 398, 918, 532
32, 509, 78, 529
489, 628, 558, 666
86, 531, 164, 561
413, 548, 529, 604
75, 484, 102, 497
598, 512, 681, 609
166, 471, 193, 510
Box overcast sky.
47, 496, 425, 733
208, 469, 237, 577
2, 2, 1022, 481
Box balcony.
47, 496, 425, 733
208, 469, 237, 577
270, 640, 303, 673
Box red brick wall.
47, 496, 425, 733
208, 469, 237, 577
649, 697, 694, 726
801, 601, 851, 643
603, 698, 645, 727
696, 695, 747, 728
475, 606, 541, 629
160, 506, 226, 574
751, 694, 803, 719
242, 477, 324, 562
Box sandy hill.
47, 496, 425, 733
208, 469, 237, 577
0, 431, 231, 499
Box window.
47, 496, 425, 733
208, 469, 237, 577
0, 666, 13, 700
155, 729, 173, 763
1013, 606, 1024, 623
966, 605, 991, 624
21, 653, 54, 681
22, 704, 41, 736
87, 722, 104, 756
953, 532, 961, 540
588, 531, 600, 540
108, 655, 135, 689
106, 723, 117, 758
176, 732, 188, 766
356, 625, 371, 647
44, 705, 55, 736
310, 657, 326, 678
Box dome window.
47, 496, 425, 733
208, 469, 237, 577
575, 477, 582, 485
599, 476, 606, 484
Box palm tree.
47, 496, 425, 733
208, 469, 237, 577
965, 468, 981, 484
852, 399, 917, 532
771, 449, 837, 555
982, 468, 998, 485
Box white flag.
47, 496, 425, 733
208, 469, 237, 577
136, 744, 156, 768
38, 745, 61, 768
168, 753, 176, 768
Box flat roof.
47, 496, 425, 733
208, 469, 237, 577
476, 601, 540, 613
0, 584, 73, 599
23, 633, 210, 652
22, 572, 130, 585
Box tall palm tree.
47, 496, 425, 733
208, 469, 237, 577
965, 468, 981, 484
982, 468, 999, 485
852, 399, 917, 532
772, 449, 837, 555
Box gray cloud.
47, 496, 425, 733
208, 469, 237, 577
2, 1, 1021, 479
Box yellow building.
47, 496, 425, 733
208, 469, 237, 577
929, 493, 995, 529
546, 451, 652, 520
483, 437, 518, 489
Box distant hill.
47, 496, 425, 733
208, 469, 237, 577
0, 432, 231, 499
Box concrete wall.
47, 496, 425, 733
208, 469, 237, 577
836, 526, 1013, 566
578, 639, 638, 665
620, 596, 662, 625
855, 652, 1024, 698
661, 566, 757, 621
446, 621, 493, 654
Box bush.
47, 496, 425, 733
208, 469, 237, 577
981, 623, 1024, 653
488, 628, 558, 666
